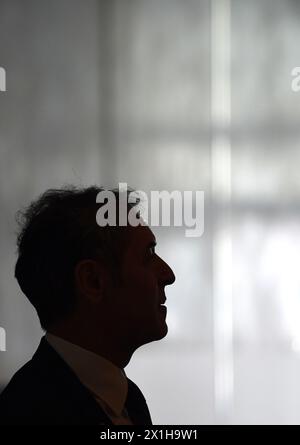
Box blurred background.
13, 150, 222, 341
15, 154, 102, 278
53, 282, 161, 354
1, 0, 300, 424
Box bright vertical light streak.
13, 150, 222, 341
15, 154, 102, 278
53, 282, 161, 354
211, 0, 234, 423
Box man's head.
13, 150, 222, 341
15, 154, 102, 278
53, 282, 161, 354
15, 186, 175, 356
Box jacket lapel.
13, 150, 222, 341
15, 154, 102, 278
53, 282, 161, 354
31, 337, 113, 425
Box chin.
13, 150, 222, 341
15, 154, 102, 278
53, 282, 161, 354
152, 322, 168, 342
138, 324, 168, 347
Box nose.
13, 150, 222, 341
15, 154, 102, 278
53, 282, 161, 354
158, 256, 176, 287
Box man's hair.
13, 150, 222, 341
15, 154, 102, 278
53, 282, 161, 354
15, 185, 139, 330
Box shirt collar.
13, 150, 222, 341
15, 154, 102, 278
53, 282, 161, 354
45, 333, 128, 417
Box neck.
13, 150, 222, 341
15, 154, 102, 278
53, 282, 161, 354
47, 324, 135, 369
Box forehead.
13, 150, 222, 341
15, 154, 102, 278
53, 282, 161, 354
124, 225, 156, 252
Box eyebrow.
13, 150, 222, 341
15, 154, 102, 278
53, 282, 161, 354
147, 240, 157, 249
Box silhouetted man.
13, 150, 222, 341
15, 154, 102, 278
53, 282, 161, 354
0, 186, 175, 425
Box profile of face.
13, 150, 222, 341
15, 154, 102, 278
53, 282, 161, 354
111, 225, 176, 348
75, 224, 176, 352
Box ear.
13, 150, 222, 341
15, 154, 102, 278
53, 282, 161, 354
74, 259, 107, 303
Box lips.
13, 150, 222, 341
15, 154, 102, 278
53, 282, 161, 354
159, 304, 167, 314
158, 290, 167, 306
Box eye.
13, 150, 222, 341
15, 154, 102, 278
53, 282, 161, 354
149, 245, 156, 256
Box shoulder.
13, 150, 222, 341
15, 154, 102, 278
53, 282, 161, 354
0, 337, 109, 425
0, 355, 50, 424
0, 337, 75, 424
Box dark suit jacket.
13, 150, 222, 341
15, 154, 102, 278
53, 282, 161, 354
0, 337, 152, 425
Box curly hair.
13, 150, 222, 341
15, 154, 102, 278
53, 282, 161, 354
14, 185, 139, 329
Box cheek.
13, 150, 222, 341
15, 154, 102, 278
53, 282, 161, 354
136, 267, 158, 296
123, 260, 153, 287
123, 266, 159, 308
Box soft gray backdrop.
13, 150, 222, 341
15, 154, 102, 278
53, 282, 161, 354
1, 0, 300, 425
